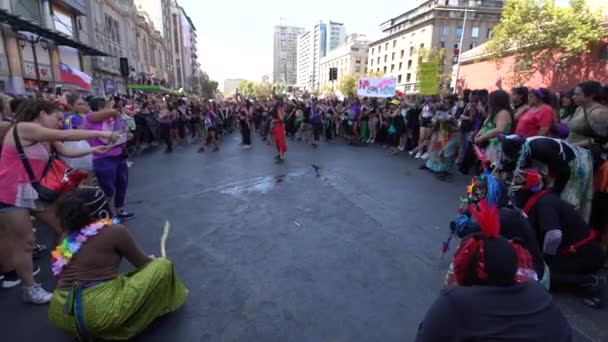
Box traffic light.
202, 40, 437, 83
329, 67, 338, 81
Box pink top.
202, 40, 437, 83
0, 139, 50, 208
514, 105, 555, 138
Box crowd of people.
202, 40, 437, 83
0, 78, 607, 340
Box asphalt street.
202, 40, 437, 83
1, 133, 606, 341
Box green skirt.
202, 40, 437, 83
49, 258, 188, 341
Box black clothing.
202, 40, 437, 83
499, 208, 545, 280
415, 282, 572, 342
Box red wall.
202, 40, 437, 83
458, 39, 608, 93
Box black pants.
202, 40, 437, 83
241, 124, 251, 145
312, 122, 322, 141
546, 240, 605, 287
159, 123, 172, 150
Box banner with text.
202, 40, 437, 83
418, 62, 439, 95
357, 77, 397, 98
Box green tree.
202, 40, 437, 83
339, 74, 358, 98
238, 80, 255, 98
272, 82, 286, 95
192, 72, 219, 98
484, 0, 605, 85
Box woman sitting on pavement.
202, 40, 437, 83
49, 187, 188, 340
0, 99, 116, 303
511, 168, 606, 308
417, 200, 571, 342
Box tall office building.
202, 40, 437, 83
327, 21, 346, 52
296, 20, 345, 91
273, 25, 304, 85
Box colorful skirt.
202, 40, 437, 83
425, 133, 459, 173
48, 258, 188, 341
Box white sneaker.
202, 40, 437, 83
421, 152, 429, 159
22, 283, 52, 304
2, 266, 39, 288
415, 152, 422, 159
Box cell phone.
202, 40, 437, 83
55, 86, 62, 96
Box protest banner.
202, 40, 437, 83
357, 77, 397, 98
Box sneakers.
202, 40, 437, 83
2, 266, 40, 289
421, 152, 429, 160
415, 152, 422, 159
32, 244, 47, 260
116, 210, 136, 221
213, 146, 220, 152
581, 275, 606, 309
22, 284, 52, 304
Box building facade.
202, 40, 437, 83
0, 0, 104, 93
179, 7, 197, 91
273, 25, 304, 85
319, 35, 369, 92
368, 0, 503, 93
134, 10, 165, 83
134, 0, 174, 83
327, 21, 346, 53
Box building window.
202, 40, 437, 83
405, 84, 412, 91
377, 68, 380, 72
414, 84, 420, 91
472, 26, 480, 38
453, 56, 459, 64
454, 43, 460, 49
371, 59, 374, 66
420, 43, 425, 49
400, 50, 404, 58
385, 43, 388, 50
456, 26, 463, 38
356, 57, 362, 64
365, 67, 368, 73
441, 26, 449, 36
392, 52, 395, 60
383, 66, 387, 73
393, 40, 397, 48
355, 66, 361, 72
440, 41, 445, 48
409, 46, 414, 55
406, 73, 411, 82
398, 74, 402, 83
408, 60, 412, 69
377, 57, 380, 64
391, 64, 395, 72
469, 42, 477, 50
384, 55, 387, 62
487, 28, 493, 39
399, 62, 403, 70
378, 45, 381, 52
600, 44, 608, 61
372, 47, 375, 55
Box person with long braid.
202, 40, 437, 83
417, 200, 571, 341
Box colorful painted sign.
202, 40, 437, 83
357, 77, 397, 98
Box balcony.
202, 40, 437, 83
52, 0, 87, 15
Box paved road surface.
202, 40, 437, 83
1, 133, 605, 341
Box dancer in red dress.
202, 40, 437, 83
272, 102, 287, 163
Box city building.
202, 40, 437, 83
319, 34, 370, 92
327, 21, 346, 52
296, 21, 328, 91
134, 10, 165, 83
0, 0, 105, 93
224, 78, 244, 95
273, 25, 304, 85
134, 0, 174, 83
368, 0, 503, 93
179, 7, 198, 91
87, 0, 140, 95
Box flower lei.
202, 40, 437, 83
51, 218, 119, 277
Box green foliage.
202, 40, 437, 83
237, 80, 276, 99
192, 72, 219, 99
366, 70, 385, 77
238, 80, 255, 98
338, 74, 358, 98
484, 0, 606, 84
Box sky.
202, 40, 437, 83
178, 0, 572, 87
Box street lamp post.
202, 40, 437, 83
17, 33, 49, 92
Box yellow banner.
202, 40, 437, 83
418, 62, 439, 95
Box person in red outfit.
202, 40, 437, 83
514, 87, 556, 138
272, 101, 287, 163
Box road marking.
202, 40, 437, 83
161, 220, 171, 258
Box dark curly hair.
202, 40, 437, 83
56, 187, 113, 234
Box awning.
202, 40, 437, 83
127, 84, 181, 95
0, 9, 109, 56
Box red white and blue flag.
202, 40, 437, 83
59, 63, 92, 90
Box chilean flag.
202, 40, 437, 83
59, 63, 92, 90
